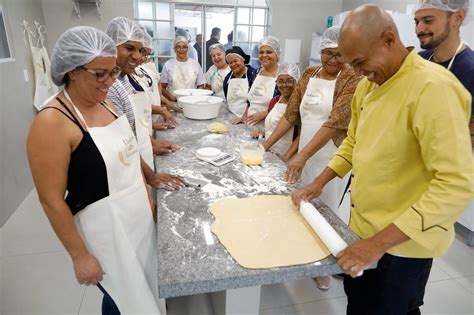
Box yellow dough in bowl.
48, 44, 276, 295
207, 122, 228, 133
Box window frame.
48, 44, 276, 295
134, 0, 270, 72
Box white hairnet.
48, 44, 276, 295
320, 26, 340, 50
106, 17, 149, 46
258, 36, 281, 59
174, 36, 189, 47
209, 43, 226, 55
414, 0, 470, 12
136, 23, 153, 49
175, 28, 191, 41
277, 62, 301, 81
50, 26, 116, 86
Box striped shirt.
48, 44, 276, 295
107, 75, 136, 132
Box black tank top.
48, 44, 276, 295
41, 98, 117, 215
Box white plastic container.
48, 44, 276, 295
178, 95, 222, 120
174, 88, 213, 100
240, 142, 265, 165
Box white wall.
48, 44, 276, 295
269, 0, 343, 69
342, 0, 417, 13
41, 0, 134, 53
0, 0, 46, 227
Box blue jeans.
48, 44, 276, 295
344, 253, 433, 315
97, 283, 120, 315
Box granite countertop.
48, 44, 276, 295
154, 106, 360, 299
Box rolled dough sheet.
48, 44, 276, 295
210, 195, 330, 269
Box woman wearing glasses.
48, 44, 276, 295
160, 36, 206, 102
251, 63, 300, 158
27, 26, 160, 314
263, 27, 361, 290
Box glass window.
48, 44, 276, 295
155, 39, 172, 56
155, 2, 171, 20
236, 25, 249, 41
138, 20, 154, 37
237, 7, 250, 24
0, 7, 11, 59
138, 0, 154, 19
251, 26, 264, 42
156, 21, 173, 38
252, 8, 265, 25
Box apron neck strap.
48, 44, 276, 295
428, 39, 464, 71
63, 89, 90, 130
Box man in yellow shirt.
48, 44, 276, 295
292, 4, 473, 314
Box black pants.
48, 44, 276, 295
97, 283, 121, 315
344, 253, 433, 315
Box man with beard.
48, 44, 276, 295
292, 4, 473, 314
415, 0, 474, 147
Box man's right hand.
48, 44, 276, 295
72, 252, 104, 286
291, 183, 322, 206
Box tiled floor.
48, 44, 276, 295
1, 189, 473, 315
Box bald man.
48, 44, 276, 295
291, 4, 473, 314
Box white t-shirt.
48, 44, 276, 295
160, 58, 206, 89
205, 64, 230, 100
188, 45, 198, 60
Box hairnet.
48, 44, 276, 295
50, 26, 116, 86
277, 62, 301, 81
320, 26, 340, 50
225, 46, 250, 64
175, 28, 191, 41
209, 43, 226, 55
414, 0, 470, 12
106, 17, 149, 46
174, 36, 189, 47
258, 36, 281, 59
136, 23, 153, 50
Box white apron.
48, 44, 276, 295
69, 99, 160, 314
118, 80, 155, 170
138, 63, 162, 107
264, 98, 293, 156
129, 92, 154, 170
170, 60, 197, 93
208, 66, 230, 100
227, 77, 249, 117
299, 75, 347, 214
133, 70, 159, 136
27, 31, 57, 110
248, 75, 276, 130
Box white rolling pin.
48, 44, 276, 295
300, 201, 363, 276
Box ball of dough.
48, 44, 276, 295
207, 122, 228, 133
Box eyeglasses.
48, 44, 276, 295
175, 45, 188, 51
77, 66, 122, 83
275, 79, 295, 86
321, 50, 342, 60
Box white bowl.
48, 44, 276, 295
174, 89, 213, 100
178, 95, 223, 120
240, 142, 265, 165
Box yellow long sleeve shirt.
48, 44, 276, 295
327, 50, 473, 258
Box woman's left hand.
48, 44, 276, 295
246, 111, 268, 126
